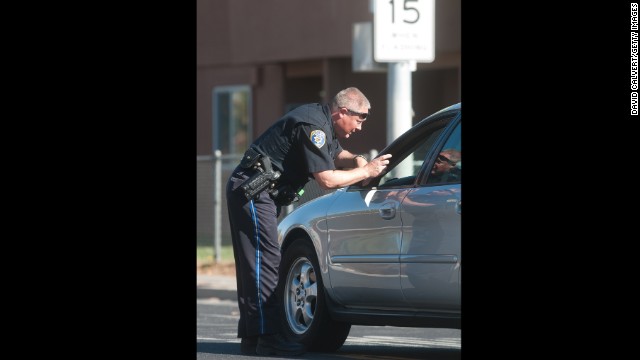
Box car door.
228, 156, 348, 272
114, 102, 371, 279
399, 119, 461, 310
325, 110, 457, 309
324, 187, 408, 308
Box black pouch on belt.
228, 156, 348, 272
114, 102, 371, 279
240, 147, 262, 169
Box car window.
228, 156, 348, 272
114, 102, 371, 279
378, 127, 445, 188
424, 122, 461, 185
347, 109, 458, 191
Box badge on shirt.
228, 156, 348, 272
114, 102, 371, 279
309, 130, 326, 148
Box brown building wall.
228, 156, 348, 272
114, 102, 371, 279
197, 0, 372, 66
226, 1, 371, 63
255, 64, 285, 136
196, 0, 231, 66
197, 0, 461, 156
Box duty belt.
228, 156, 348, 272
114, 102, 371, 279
238, 154, 281, 201
237, 148, 305, 206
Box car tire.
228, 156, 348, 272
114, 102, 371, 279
278, 239, 351, 352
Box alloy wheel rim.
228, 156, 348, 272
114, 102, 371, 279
284, 257, 318, 334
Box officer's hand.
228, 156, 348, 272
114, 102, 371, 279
363, 154, 392, 185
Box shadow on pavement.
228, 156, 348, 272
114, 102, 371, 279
197, 341, 243, 356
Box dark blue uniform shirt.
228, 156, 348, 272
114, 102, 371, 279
250, 103, 343, 190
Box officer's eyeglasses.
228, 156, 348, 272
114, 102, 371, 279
344, 108, 369, 120
436, 154, 457, 166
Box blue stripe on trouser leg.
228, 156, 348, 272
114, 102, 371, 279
249, 199, 264, 333
227, 168, 280, 338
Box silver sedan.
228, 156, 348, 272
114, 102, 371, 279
277, 103, 461, 352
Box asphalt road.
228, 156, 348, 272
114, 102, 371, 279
197, 278, 461, 360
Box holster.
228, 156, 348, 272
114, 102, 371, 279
238, 149, 281, 201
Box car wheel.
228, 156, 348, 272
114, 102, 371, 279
279, 239, 351, 352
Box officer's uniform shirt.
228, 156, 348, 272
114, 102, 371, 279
251, 103, 342, 191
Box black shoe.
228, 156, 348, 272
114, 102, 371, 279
256, 333, 306, 356
240, 336, 258, 355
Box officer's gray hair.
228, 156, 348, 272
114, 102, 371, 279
331, 87, 371, 112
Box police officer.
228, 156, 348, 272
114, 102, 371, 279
226, 87, 391, 356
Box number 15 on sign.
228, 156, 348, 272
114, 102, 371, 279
374, 0, 435, 63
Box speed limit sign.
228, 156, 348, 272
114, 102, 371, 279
374, 0, 435, 62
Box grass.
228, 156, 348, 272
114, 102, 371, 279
197, 245, 234, 263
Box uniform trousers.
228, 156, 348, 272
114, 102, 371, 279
226, 166, 282, 338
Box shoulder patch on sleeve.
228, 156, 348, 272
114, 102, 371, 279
309, 130, 326, 148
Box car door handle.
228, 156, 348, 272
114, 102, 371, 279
379, 204, 396, 219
